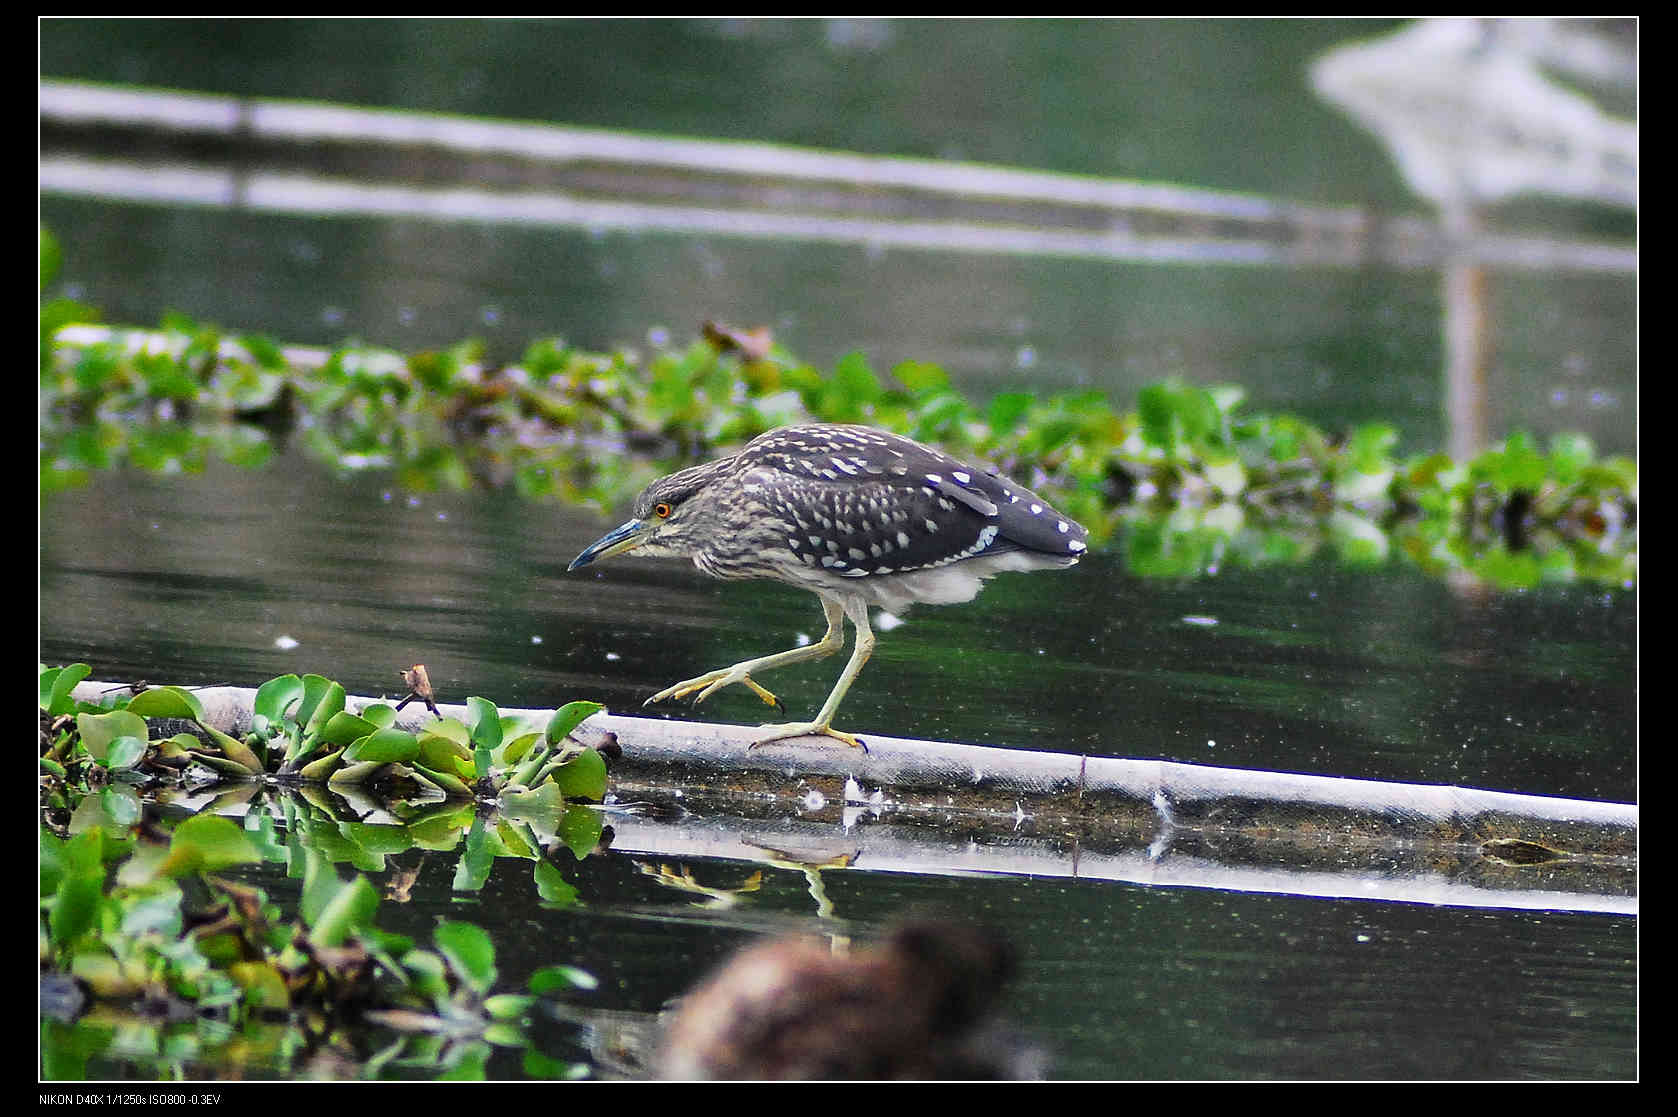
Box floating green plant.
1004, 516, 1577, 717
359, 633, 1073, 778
40, 666, 607, 810
40, 260, 1635, 589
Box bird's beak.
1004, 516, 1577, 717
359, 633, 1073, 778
568, 517, 655, 571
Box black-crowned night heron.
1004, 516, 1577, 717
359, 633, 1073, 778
567, 423, 1089, 750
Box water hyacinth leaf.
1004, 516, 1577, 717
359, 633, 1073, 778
397, 764, 444, 797
159, 732, 199, 758
892, 359, 948, 395
228, 961, 291, 1010
500, 781, 565, 824
1346, 422, 1399, 468
361, 925, 415, 961
545, 701, 604, 745
119, 883, 184, 939
911, 392, 973, 439
530, 963, 598, 994
49, 873, 103, 947
484, 994, 535, 1021
107, 842, 167, 890
1328, 510, 1390, 565
297, 676, 347, 742
987, 391, 1034, 433
509, 743, 553, 791
1201, 502, 1243, 538
76, 710, 149, 762
70, 789, 136, 838
242, 812, 289, 862
309, 875, 380, 948
1207, 383, 1247, 418
454, 819, 494, 893
1202, 456, 1247, 498
433, 921, 497, 995
411, 762, 473, 800
1472, 548, 1543, 590
99, 786, 142, 829
102, 735, 148, 771
36, 666, 60, 713
556, 804, 605, 861
1482, 431, 1547, 493
239, 332, 284, 368
1550, 431, 1596, 480
320, 710, 380, 747
42, 223, 61, 285
473, 745, 494, 782
419, 717, 473, 744
69, 951, 140, 998
125, 686, 204, 721
422, 718, 472, 749
163, 814, 261, 877
418, 732, 474, 778
253, 675, 304, 723
1337, 466, 1395, 506
189, 749, 264, 779
1537, 547, 1578, 583
321, 830, 387, 875
344, 727, 420, 765
406, 805, 475, 850
833, 350, 882, 404
501, 731, 542, 768
465, 699, 502, 752
298, 748, 346, 781
358, 703, 399, 729
38, 831, 64, 895
437, 1043, 490, 1081
299, 851, 341, 927
60, 827, 106, 877
41, 663, 92, 715
199, 721, 267, 774
482, 1023, 527, 1049
327, 760, 386, 787
549, 748, 608, 803
340, 822, 414, 857
501, 709, 546, 739
400, 949, 450, 1002
1138, 381, 1220, 453
492, 820, 535, 860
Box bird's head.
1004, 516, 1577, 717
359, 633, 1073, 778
566, 459, 733, 570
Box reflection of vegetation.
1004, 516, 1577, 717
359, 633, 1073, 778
39, 811, 600, 1080
40, 665, 611, 1079
40, 233, 1635, 589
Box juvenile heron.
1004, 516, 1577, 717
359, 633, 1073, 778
567, 424, 1088, 750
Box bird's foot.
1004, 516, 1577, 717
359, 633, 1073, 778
747, 721, 868, 753
646, 667, 785, 713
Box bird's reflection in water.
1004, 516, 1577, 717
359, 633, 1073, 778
656, 920, 1045, 1081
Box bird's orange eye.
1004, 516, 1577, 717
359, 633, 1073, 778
654, 502, 673, 519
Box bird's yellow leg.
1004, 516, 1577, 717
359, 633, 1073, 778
646, 597, 847, 712
749, 596, 875, 751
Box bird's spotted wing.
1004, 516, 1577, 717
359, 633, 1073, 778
742, 426, 1087, 577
